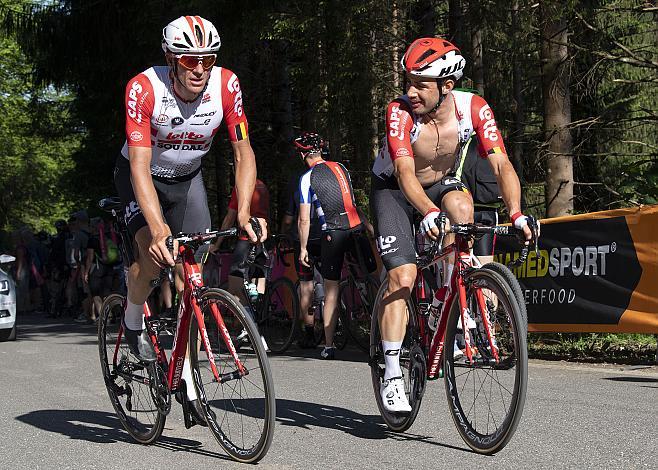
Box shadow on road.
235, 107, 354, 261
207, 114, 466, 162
273, 398, 469, 452
15, 409, 232, 460
602, 376, 658, 383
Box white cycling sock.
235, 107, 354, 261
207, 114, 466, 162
181, 354, 198, 401
382, 340, 403, 380
123, 299, 145, 330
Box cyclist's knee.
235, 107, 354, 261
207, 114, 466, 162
442, 191, 474, 224
387, 264, 416, 295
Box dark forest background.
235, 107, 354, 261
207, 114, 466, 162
1, 0, 656, 233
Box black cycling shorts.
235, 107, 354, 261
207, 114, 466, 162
472, 209, 498, 257
114, 156, 211, 261
294, 240, 321, 282
320, 226, 377, 281
370, 174, 469, 271
229, 239, 266, 279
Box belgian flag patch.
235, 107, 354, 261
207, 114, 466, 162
235, 122, 247, 141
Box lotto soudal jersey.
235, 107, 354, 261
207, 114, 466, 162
121, 66, 248, 178
299, 160, 362, 231
372, 90, 506, 180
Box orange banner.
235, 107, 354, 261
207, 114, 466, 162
495, 205, 658, 333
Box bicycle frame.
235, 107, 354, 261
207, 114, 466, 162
113, 240, 247, 393
416, 236, 499, 380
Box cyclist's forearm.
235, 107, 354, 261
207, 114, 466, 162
298, 218, 310, 250
395, 166, 437, 215
129, 148, 167, 235
232, 139, 256, 222
492, 157, 522, 215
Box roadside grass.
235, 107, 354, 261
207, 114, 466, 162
528, 333, 657, 365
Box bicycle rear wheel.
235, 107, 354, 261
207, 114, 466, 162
189, 288, 275, 463
340, 275, 379, 353
443, 267, 528, 454
369, 281, 426, 432
97, 293, 166, 444
259, 277, 299, 354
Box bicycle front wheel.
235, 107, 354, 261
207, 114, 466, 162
97, 293, 166, 444
369, 281, 426, 432
189, 288, 275, 463
443, 267, 528, 454
260, 277, 299, 354
340, 274, 379, 352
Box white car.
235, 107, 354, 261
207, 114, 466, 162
0, 254, 17, 341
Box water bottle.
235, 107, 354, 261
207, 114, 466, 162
246, 282, 259, 303
428, 286, 447, 332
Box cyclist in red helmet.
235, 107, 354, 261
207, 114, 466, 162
371, 38, 534, 413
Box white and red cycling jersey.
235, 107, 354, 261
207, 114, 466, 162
372, 90, 507, 180
121, 66, 248, 178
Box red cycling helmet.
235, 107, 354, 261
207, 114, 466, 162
401, 38, 465, 81
293, 132, 325, 158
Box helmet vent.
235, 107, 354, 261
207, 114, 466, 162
194, 24, 204, 46
182, 32, 194, 47
416, 49, 436, 64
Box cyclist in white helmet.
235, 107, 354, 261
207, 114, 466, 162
371, 38, 534, 413
114, 15, 266, 424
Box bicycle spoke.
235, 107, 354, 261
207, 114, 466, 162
189, 289, 274, 463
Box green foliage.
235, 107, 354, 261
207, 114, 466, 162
0, 28, 80, 232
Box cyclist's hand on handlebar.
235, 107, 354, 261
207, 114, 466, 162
238, 213, 268, 243
511, 212, 540, 245
420, 208, 448, 241
149, 228, 176, 267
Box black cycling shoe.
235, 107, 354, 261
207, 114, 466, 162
188, 399, 208, 427
122, 320, 157, 363
175, 385, 208, 429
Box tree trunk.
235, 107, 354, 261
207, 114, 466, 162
391, 0, 401, 92
470, 23, 484, 94
448, 0, 464, 46
541, 1, 573, 217
510, 0, 524, 183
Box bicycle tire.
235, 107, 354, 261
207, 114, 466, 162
369, 281, 426, 432
443, 268, 528, 454
97, 293, 166, 444
260, 276, 299, 354
189, 288, 275, 463
340, 274, 379, 353
481, 262, 527, 325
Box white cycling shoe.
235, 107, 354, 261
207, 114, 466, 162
380, 377, 412, 414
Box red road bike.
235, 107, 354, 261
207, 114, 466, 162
370, 216, 537, 454
97, 197, 275, 463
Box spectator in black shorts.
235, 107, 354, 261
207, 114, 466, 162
210, 178, 271, 350
82, 218, 115, 323
295, 131, 376, 359
281, 168, 323, 349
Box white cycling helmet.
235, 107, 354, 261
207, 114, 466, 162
161, 16, 221, 54
401, 38, 466, 81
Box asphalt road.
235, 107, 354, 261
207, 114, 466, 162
1, 313, 656, 469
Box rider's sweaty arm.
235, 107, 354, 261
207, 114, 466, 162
297, 202, 312, 266
487, 153, 522, 217
129, 146, 169, 239
393, 157, 440, 216
232, 138, 259, 241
